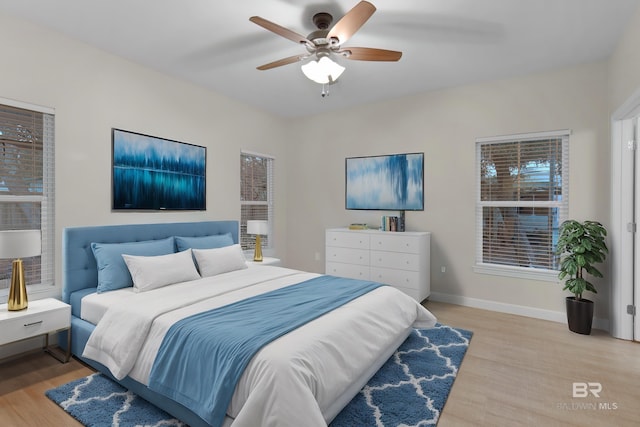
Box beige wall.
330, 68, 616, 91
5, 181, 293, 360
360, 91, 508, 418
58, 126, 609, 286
609, 4, 640, 112
285, 62, 610, 321
0, 12, 289, 298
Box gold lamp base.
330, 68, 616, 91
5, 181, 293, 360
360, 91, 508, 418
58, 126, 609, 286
8, 259, 28, 311
253, 235, 263, 262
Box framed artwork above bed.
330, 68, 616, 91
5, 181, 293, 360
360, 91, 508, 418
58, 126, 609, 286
111, 128, 206, 211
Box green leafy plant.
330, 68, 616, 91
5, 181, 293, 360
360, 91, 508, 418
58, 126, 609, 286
556, 220, 608, 300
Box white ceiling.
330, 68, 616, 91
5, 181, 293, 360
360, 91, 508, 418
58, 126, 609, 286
1, 0, 638, 118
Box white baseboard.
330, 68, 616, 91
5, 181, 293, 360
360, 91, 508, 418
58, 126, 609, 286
429, 292, 610, 333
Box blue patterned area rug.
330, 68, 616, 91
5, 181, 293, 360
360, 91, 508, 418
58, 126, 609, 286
46, 324, 471, 427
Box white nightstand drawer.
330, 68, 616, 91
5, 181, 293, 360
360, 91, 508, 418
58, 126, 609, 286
0, 299, 71, 346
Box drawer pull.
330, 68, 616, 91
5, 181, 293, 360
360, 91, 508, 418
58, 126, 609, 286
24, 320, 43, 327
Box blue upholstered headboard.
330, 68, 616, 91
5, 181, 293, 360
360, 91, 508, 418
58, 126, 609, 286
62, 220, 239, 304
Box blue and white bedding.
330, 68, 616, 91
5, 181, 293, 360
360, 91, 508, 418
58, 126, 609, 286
82, 265, 437, 427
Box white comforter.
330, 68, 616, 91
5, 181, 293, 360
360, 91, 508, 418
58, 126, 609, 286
82, 266, 437, 426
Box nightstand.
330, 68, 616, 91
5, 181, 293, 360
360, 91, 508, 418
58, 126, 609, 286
0, 298, 71, 363
246, 257, 281, 266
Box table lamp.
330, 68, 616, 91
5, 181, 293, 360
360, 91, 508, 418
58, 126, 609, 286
246, 220, 268, 262
0, 230, 41, 311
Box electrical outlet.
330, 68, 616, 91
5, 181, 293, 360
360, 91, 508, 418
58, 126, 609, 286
441, 266, 446, 273
315, 252, 320, 261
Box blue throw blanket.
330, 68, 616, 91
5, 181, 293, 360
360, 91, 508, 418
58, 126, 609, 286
148, 275, 383, 427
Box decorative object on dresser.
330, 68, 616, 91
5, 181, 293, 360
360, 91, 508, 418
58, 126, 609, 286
246, 220, 268, 262
326, 228, 430, 302
0, 230, 41, 311
0, 298, 71, 362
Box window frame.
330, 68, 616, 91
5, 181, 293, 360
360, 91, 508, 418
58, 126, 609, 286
0, 97, 55, 298
240, 150, 274, 255
473, 129, 570, 282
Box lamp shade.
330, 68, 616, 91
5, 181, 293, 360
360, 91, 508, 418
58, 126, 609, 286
301, 56, 345, 84
0, 230, 42, 259
246, 220, 268, 236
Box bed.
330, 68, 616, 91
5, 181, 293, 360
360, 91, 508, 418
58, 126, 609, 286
62, 220, 437, 427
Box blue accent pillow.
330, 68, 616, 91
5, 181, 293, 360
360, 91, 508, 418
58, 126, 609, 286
91, 237, 175, 293
175, 233, 234, 251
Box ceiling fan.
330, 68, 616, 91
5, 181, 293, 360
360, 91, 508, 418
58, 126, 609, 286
249, 1, 402, 86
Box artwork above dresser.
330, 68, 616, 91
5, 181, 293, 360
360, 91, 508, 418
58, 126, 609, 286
325, 228, 430, 302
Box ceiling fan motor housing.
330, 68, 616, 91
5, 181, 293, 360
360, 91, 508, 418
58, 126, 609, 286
312, 12, 333, 29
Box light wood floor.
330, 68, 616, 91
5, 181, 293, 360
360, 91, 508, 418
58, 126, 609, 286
0, 301, 639, 427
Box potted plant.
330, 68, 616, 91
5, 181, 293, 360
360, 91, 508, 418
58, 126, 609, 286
556, 220, 608, 335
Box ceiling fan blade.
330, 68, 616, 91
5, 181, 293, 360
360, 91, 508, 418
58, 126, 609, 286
337, 47, 402, 61
327, 1, 376, 45
250, 16, 313, 46
256, 54, 308, 71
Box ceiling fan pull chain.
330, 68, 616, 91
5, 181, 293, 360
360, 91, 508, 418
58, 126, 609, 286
321, 84, 329, 98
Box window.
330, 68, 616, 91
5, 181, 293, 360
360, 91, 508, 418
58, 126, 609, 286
475, 130, 569, 281
240, 151, 274, 252
0, 99, 55, 294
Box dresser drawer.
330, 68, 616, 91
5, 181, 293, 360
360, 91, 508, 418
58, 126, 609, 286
326, 231, 370, 249
0, 305, 70, 346
326, 246, 370, 266
326, 262, 370, 280
371, 267, 421, 290
371, 234, 422, 254
371, 250, 420, 271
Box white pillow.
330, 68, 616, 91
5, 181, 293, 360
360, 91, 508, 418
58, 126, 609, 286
192, 244, 248, 277
122, 249, 201, 293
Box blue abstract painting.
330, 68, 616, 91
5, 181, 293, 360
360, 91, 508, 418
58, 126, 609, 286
346, 153, 424, 211
112, 129, 206, 210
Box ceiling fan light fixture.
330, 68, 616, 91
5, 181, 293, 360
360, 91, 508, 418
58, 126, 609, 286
301, 56, 345, 84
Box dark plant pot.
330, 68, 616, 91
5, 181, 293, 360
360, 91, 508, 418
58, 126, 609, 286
566, 297, 594, 335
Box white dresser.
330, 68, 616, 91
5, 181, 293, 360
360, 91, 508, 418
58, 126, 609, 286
325, 228, 431, 302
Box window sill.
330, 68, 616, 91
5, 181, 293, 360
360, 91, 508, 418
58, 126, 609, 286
0, 283, 57, 303
473, 263, 559, 282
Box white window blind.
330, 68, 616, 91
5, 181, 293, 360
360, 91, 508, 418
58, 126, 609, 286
240, 151, 274, 251
475, 130, 569, 280
0, 100, 55, 293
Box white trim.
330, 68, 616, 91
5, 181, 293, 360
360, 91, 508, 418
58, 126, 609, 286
609, 86, 640, 340
0, 195, 43, 202
0, 96, 54, 115
0, 283, 57, 304
240, 149, 275, 160
478, 200, 564, 208
429, 292, 609, 332
473, 263, 559, 282
476, 129, 571, 143
612, 86, 640, 120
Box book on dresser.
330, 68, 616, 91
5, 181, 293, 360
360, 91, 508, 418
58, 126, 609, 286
325, 228, 431, 302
